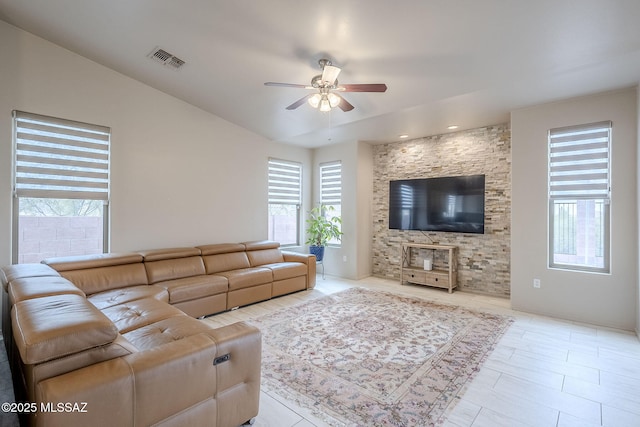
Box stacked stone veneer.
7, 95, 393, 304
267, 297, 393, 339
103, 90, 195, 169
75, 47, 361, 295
372, 124, 511, 297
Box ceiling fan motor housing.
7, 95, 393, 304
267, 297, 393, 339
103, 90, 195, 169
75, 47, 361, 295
311, 74, 338, 89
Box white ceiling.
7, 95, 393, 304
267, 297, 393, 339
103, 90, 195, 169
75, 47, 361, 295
1, 0, 640, 148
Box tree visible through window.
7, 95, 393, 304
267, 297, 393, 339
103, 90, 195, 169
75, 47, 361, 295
548, 121, 610, 273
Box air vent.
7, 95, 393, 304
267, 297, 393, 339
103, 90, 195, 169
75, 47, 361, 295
148, 47, 185, 70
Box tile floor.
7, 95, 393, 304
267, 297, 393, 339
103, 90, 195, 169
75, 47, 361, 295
1, 275, 638, 427
205, 275, 640, 427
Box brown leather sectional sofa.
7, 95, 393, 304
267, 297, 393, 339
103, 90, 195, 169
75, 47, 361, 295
1, 240, 316, 426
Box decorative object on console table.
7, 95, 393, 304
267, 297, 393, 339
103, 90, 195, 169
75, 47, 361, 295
401, 242, 458, 293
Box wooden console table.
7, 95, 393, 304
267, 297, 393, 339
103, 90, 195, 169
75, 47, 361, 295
400, 243, 458, 293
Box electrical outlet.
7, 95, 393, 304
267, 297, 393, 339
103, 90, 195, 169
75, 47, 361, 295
343, 255, 347, 262
533, 278, 541, 288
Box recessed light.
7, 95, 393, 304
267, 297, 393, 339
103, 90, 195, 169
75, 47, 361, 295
447, 125, 459, 130
399, 134, 409, 139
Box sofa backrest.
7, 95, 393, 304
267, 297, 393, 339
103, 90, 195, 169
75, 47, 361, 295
139, 247, 206, 284
198, 243, 250, 274
42, 253, 147, 295
244, 240, 284, 266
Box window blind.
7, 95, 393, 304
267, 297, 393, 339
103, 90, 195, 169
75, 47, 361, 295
13, 111, 111, 200
268, 158, 301, 204
549, 121, 610, 200
320, 161, 342, 205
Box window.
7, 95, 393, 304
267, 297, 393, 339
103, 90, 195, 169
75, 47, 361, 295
320, 161, 342, 246
12, 111, 110, 263
268, 158, 301, 246
548, 121, 610, 273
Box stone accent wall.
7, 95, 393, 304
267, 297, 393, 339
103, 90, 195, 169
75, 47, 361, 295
372, 124, 511, 297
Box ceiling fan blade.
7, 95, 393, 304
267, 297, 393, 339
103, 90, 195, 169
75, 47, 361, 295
286, 94, 312, 110
338, 83, 388, 93
264, 82, 312, 89
321, 65, 341, 85
335, 94, 354, 112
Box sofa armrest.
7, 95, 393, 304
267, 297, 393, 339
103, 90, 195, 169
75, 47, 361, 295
282, 251, 317, 289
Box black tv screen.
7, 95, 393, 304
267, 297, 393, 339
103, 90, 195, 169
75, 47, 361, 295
389, 175, 485, 233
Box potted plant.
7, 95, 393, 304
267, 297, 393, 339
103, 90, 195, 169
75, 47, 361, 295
305, 205, 343, 262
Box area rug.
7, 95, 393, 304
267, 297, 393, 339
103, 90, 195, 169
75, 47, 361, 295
247, 287, 513, 427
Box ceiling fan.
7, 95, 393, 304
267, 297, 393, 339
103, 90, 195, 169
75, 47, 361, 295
264, 59, 387, 112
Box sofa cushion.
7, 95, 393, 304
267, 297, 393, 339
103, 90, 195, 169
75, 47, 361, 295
145, 256, 206, 283
101, 298, 185, 334
156, 275, 228, 304
9, 276, 85, 305
12, 294, 118, 364
244, 240, 284, 267
88, 285, 169, 310
122, 316, 214, 351
261, 262, 307, 281
243, 240, 279, 250
43, 253, 143, 271
202, 252, 251, 274
217, 267, 273, 291
197, 243, 245, 256
138, 247, 201, 262
246, 248, 285, 267
60, 263, 149, 296
43, 253, 148, 295
1, 263, 60, 292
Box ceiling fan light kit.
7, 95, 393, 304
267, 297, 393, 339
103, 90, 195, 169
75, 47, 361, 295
308, 92, 341, 111
327, 93, 341, 107
265, 58, 387, 112
308, 93, 322, 108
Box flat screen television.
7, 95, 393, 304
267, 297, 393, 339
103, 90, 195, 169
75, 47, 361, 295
389, 175, 485, 234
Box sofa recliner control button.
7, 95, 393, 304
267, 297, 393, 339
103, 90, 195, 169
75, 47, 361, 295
213, 353, 231, 365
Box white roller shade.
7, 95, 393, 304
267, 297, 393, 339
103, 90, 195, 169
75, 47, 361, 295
549, 121, 610, 200
13, 111, 111, 200
268, 158, 301, 204
320, 161, 342, 205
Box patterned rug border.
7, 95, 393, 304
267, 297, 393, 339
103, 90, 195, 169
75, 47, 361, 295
249, 287, 514, 427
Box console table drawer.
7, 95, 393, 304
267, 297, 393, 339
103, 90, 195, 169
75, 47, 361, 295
403, 271, 426, 284
424, 273, 449, 288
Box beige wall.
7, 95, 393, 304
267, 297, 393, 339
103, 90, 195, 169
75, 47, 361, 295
0, 21, 311, 264
356, 141, 373, 279
511, 88, 638, 331
312, 140, 373, 280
